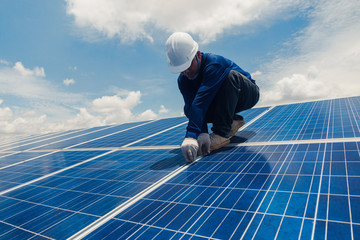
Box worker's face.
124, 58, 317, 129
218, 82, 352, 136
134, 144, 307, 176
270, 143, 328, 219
182, 52, 200, 79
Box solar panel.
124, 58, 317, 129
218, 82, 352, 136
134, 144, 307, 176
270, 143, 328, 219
0, 96, 359, 239
237, 96, 360, 143
1, 121, 151, 152
69, 117, 188, 149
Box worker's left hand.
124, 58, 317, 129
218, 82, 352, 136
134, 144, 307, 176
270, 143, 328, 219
197, 133, 210, 155
181, 137, 199, 163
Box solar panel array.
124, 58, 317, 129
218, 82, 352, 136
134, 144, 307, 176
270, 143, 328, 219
0, 96, 359, 240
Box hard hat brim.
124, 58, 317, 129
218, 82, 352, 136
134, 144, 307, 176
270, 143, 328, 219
168, 60, 192, 73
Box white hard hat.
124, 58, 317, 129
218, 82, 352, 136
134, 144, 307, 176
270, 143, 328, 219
165, 32, 198, 73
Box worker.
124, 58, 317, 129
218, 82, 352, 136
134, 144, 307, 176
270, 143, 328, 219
165, 32, 260, 162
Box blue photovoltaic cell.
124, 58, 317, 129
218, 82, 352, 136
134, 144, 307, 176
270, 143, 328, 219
0, 127, 102, 152
0, 130, 78, 151
328, 97, 360, 139
129, 122, 187, 147
239, 106, 270, 122
70, 117, 188, 149
0, 151, 107, 192
238, 100, 331, 142
1, 121, 149, 152
0, 149, 186, 239
0, 152, 52, 168
32, 121, 150, 151
132, 107, 270, 147
86, 141, 360, 239
237, 96, 360, 142
0, 96, 359, 240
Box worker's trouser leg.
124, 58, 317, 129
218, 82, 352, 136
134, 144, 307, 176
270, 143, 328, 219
205, 70, 260, 137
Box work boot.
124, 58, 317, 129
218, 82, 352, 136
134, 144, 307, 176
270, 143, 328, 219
227, 119, 245, 138
210, 133, 230, 151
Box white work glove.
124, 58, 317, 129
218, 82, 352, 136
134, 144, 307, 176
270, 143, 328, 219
197, 133, 210, 156
181, 137, 199, 163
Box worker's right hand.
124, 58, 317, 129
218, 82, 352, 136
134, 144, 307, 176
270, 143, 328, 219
197, 133, 210, 155
181, 137, 199, 163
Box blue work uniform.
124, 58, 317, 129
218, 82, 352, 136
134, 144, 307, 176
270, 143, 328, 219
178, 52, 259, 139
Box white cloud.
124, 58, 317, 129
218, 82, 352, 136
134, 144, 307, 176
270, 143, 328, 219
0, 106, 13, 121
0, 113, 47, 136
258, 0, 360, 106
0, 60, 163, 138
65, 108, 104, 130
91, 90, 161, 124
0, 61, 83, 103
0, 59, 10, 65
13, 62, 45, 77
66, 0, 312, 43
0, 61, 97, 137
0, 103, 74, 138
137, 109, 157, 120
63, 78, 76, 86
92, 91, 141, 121
159, 105, 169, 114
261, 67, 337, 105
0, 91, 161, 138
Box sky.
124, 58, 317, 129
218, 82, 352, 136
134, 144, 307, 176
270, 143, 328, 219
1, 0, 360, 139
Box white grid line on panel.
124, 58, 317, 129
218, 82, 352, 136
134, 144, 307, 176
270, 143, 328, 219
0, 151, 58, 171
0, 220, 54, 240
298, 143, 324, 240
347, 97, 360, 137
311, 98, 333, 240
122, 121, 188, 148
273, 144, 311, 240
67, 155, 204, 240
234, 106, 275, 136
0, 151, 115, 196
344, 141, 355, 240
239, 145, 296, 239
63, 120, 156, 150
0, 127, 94, 152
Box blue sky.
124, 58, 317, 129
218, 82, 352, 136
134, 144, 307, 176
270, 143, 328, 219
1, 0, 360, 139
